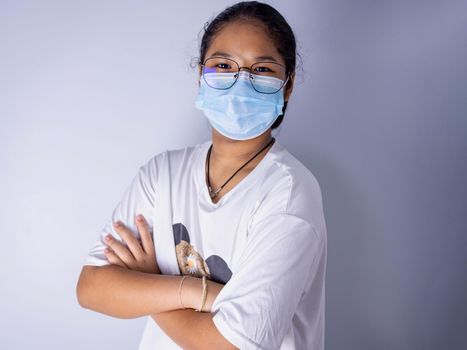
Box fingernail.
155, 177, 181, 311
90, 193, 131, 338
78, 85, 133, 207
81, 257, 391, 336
114, 221, 121, 227
137, 214, 143, 222
105, 234, 111, 241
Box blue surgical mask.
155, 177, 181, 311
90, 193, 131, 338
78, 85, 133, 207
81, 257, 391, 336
194, 71, 285, 141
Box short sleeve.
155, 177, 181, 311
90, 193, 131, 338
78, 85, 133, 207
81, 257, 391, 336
210, 213, 324, 350
83, 156, 158, 266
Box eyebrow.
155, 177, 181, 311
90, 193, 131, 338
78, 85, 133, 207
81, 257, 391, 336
210, 51, 278, 62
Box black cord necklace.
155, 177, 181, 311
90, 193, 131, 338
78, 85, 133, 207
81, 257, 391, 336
205, 137, 275, 200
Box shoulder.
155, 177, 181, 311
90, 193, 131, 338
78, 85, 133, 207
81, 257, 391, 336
162, 140, 209, 166
141, 140, 209, 171
252, 142, 327, 241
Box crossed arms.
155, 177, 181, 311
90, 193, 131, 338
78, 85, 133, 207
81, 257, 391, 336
77, 265, 237, 350
76, 214, 238, 350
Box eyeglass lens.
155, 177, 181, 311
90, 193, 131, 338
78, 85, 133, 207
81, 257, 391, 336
202, 57, 287, 94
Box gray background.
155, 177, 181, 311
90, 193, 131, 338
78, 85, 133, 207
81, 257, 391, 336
1, 0, 466, 349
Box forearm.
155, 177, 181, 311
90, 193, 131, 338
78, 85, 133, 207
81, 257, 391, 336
77, 265, 196, 318
150, 277, 235, 350
151, 310, 238, 350
77, 265, 234, 347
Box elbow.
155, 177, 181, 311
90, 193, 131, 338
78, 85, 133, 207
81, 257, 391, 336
76, 265, 99, 309
76, 264, 134, 319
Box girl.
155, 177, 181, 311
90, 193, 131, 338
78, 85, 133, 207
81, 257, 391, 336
77, 2, 327, 349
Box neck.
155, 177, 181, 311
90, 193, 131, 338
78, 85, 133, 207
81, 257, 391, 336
210, 129, 274, 168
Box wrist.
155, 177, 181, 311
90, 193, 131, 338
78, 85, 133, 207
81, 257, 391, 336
181, 275, 202, 310
180, 275, 224, 312
203, 279, 223, 311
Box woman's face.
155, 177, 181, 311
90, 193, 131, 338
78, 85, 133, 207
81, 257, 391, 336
198, 20, 294, 103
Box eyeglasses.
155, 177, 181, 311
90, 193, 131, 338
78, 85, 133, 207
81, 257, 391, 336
199, 56, 289, 94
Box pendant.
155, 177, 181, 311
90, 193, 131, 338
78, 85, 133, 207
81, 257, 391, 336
209, 186, 221, 198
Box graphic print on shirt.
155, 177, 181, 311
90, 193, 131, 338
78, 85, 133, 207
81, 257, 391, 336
173, 223, 232, 284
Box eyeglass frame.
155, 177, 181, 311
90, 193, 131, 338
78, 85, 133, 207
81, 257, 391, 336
198, 56, 290, 95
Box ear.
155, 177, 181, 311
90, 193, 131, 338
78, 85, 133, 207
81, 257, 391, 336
284, 71, 295, 102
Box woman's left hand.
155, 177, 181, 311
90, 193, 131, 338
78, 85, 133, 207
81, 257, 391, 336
103, 214, 161, 274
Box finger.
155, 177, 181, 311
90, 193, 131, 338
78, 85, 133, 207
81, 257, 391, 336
104, 247, 127, 268
104, 232, 138, 266
135, 214, 155, 255
113, 220, 145, 260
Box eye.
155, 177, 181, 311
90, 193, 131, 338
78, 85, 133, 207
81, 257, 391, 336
254, 66, 273, 73
217, 63, 231, 69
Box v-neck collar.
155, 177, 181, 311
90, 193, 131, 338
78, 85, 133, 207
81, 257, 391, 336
195, 139, 279, 210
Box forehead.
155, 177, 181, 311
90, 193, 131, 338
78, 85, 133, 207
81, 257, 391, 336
205, 20, 284, 65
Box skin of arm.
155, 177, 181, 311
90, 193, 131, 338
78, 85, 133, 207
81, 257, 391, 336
76, 264, 222, 318
77, 266, 237, 349
150, 309, 239, 350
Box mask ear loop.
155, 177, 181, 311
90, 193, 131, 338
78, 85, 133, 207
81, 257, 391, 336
275, 73, 291, 124
198, 62, 204, 85
283, 74, 290, 88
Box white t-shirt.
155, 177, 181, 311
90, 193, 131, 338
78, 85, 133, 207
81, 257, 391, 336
83, 138, 327, 350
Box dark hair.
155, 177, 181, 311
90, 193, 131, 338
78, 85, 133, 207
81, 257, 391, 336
194, 1, 300, 130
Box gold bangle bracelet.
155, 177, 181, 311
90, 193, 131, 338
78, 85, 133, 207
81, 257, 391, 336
196, 276, 204, 312
197, 275, 208, 312
179, 275, 189, 309
201, 275, 208, 312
